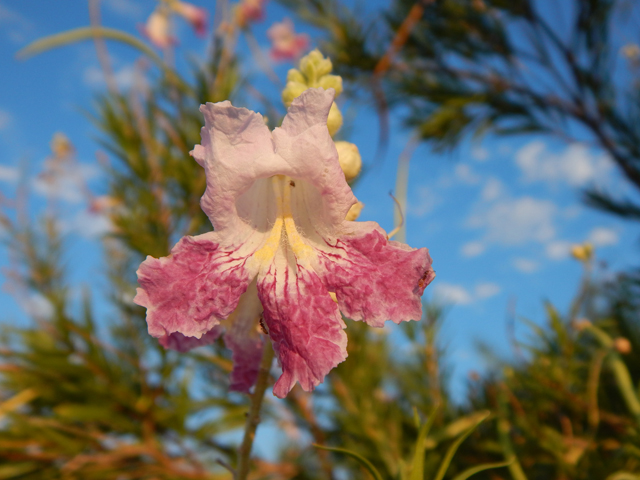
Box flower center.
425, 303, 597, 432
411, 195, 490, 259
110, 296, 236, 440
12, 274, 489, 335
252, 176, 314, 267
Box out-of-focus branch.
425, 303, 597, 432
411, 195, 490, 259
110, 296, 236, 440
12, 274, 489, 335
89, 0, 118, 94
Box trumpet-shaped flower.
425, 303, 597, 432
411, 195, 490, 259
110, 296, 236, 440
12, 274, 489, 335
267, 18, 309, 62
235, 0, 266, 28
135, 88, 434, 398
171, 1, 207, 37
143, 9, 173, 49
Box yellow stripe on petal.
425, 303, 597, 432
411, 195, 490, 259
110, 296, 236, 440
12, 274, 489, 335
251, 175, 316, 269
282, 178, 314, 262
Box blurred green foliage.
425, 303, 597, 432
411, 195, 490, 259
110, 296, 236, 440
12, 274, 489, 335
1, 0, 640, 479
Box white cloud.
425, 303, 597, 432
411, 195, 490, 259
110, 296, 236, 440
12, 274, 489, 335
454, 164, 481, 184
461, 241, 485, 257
103, 0, 144, 18
516, 141, 611, 187
513, 258, 539, 273
475, 282, 501, 299
408, 186, 440, 217
0, 109, 11, 130
467, 196, 557, 245
588, 227, 618, 247
0, 165, 18, 182
434, 283, 472, 305
481, 177, 503, 201
471, 146, 489, 162
63, 210, 114, 238
434, 282, 501, 305
562, 205, 582, 219
546, 240, 572, 260
32, 164, 100, 203
83, 64, 137, 90
19, 293, 54, 319
499, 144, 512, 155
0, 3, 35, 44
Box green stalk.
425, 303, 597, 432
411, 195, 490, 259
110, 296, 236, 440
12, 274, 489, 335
236, 341, 274, 480
392, 136, 419, 243
609, 354, 640, 426
583, 324, 640, 426
497, 387, 528, 480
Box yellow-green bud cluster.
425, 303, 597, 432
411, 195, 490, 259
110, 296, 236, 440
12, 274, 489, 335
282, 50, 363, 207
334, 141, 362, 182
282, 49, 344, 136
571, 242, 594, 262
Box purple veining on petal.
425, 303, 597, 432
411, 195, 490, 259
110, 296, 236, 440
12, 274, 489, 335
223, 282, 265, 393
134, 233, 255, 339
257, 259, 347, 399
317, 223, 435, 328
159, 328, 222, 353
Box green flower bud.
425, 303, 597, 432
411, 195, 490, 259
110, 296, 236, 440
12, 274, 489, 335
282, 80, 308, 108
317, 74, 343, 97
335, 141, 361, 181
286, 68, 305, 84
327, 102, 343, 137
299, 49, 333, 85
281, 50, 345, 136
345, 201, 364, 221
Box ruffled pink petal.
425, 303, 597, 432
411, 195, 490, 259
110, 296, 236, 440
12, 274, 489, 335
134, 232, 257, 339
317, 222, 435, 328
223, 282, 265, 393
159, 328, 222, 353
257, 250, 347, 398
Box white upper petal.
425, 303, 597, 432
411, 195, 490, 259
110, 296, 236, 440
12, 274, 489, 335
191, 88, 357, 246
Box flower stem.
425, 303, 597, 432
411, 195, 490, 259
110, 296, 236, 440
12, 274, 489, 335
236, 340, 274, 480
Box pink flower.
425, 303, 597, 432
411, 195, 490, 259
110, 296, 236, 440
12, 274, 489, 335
142, 9, 173, 49
171, 1, 207, 37
235, 0, 266, 28
134, 88, 435, 398
267, 18, 309, 62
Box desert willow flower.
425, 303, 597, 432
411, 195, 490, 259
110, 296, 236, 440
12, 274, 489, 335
143, 8, 173, 49
135, 88, 435, 398
169, 1, 207, 36
267, 18, 309, 62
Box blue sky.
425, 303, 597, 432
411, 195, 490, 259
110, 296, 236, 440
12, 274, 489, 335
0, 0, 639, 409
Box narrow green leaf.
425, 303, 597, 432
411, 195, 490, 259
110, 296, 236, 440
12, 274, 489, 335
450, 458, 513, 480
409, 404, 440, 480
398, 459, 408, 480
412, 405, 421, 429
313, 444, 385, 480
17, 26, 160, 63
433, 411, 491, 480
16, 27, 188, 91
